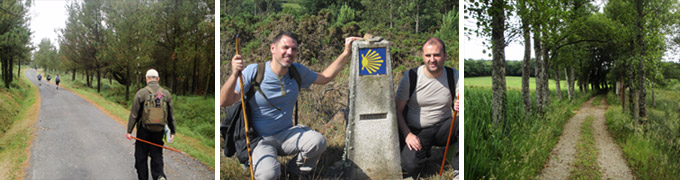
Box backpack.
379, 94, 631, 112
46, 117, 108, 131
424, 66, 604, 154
399, 66, 457, 148
141, 87, 168, 132
221, 62, 302, 164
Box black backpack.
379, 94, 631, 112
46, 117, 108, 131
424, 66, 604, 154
399, 66, 458, 147
221, 62, 302, 164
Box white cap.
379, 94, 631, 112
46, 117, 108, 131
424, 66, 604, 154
146, 69, 159, 77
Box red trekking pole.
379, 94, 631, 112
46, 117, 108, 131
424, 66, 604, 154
440, 95, 459, 175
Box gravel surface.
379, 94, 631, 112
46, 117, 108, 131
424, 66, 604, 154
538, 96, 634, 180
24, 69, 213, 180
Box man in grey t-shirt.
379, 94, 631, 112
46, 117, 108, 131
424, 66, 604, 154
395, 38, 459, 177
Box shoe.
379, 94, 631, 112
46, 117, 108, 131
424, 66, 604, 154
158, 176, 166, 180
286, 160, 312, 180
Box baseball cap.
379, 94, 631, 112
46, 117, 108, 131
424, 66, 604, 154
146, 69, 159, 77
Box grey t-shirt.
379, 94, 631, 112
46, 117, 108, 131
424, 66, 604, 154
396, 66, 455, 128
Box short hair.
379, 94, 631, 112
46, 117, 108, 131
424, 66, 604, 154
272, 31, 299, 44
422, 38, 447, 57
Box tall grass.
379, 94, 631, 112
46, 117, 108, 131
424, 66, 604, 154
0, 68, 39, 179
464, 85, 591, 179
606, 90, 680, 179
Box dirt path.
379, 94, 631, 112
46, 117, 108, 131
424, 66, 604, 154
24, 69, 212, 179
538, 96, 634, 180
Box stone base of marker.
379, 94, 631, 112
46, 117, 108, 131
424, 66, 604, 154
342, 38, 402, 179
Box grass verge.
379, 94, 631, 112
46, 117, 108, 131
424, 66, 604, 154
464, 86, 592, 179
55, 72, 215, 169
0, 68, 39, 180
606, 90, 680, 179
569, 116, 601, 179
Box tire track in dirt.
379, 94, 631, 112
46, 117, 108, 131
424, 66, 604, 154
538, 96, 634, 180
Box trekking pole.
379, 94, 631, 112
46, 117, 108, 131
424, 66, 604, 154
131, 136, 183, 154
236, 34, 256, 180
440, 95, 459, 176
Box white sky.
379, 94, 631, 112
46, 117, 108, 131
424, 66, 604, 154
29, 0, 69, 51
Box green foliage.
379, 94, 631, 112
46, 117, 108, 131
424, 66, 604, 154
606, 90, 680, 179
335, 4, 355, 27
465, 59, 536, 77
464, 85, 591, 179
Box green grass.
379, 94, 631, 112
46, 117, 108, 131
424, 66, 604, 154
592, 95, 602, 106
606, 89, 680, 179
0, 67, 40, 179
55, 71, 215, 168
464, 84, 592, 179
569, 116, 601, 179
465, 76, 570, 91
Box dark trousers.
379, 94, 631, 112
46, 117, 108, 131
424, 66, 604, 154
135, 127, 165, 180
401, 117, 458, 177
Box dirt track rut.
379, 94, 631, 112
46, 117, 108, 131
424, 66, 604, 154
538, 96, 634, 180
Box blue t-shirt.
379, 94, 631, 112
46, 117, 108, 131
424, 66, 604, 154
236, 61, 317, 136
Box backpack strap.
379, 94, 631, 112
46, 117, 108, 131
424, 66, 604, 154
407, 67, 418, 98
288, 64, 302, 126
445, 67, 456, 111
250, 62, 281, 111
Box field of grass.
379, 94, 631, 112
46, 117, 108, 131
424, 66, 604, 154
0, 67, 39, 179
52, 70, 215, 168
569, 116, 601, 179
606, 89, 680, 179
465, 76, 570, 91
464, 76, 593, 179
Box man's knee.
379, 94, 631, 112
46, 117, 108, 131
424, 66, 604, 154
301, 130, 327, 153
254, 163, 281, 180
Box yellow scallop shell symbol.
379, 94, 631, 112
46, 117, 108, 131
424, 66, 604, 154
361, 49, 383, 74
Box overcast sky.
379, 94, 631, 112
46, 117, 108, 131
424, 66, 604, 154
29, 0, 69, 51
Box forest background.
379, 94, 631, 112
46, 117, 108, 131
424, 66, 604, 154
220, 0, 458, 179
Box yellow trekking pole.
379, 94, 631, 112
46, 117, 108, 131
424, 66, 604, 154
236, 34, 255, 180
440, 95, 459, 176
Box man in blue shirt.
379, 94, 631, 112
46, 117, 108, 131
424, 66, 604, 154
221, 31, 361, 179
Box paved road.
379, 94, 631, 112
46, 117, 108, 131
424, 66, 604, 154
24, 69, 213, 180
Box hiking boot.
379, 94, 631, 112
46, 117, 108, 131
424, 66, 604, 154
158, 176, 166, 180
286, 160, 312, 180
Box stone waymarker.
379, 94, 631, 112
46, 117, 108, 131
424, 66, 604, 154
343, 37, 401, 179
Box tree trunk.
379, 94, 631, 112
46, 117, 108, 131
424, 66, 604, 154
521, 16, 532, 117
570, 67, 575, 99
651, 81, 655, 108
555, 67, 562, 100
621, 75, 626, 112
97, 67, 101, 93
491, 0, 506, 127
415, 0, 420, 34
533, 24, 544, 114
543, 53, 550, 106
633, 90, 639, 123
72, 68, 76, 81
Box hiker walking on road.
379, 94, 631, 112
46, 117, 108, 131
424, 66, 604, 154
46, 74, 51, 83
395, 38, 459, 178
55, 74, 61, 89
37, 74, 42, 86
221, 31, 361, 180
126, 69, 176, 180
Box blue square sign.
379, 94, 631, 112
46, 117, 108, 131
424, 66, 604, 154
359, 48, 387, 75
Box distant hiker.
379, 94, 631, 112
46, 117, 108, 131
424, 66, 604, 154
126, 69, 176, 180
55, 74, 61, 89
221, 31, 361, 180
46, 74, 51, 83
37, 74, 42, 86
395, 38, 459, 178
